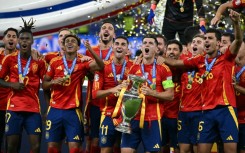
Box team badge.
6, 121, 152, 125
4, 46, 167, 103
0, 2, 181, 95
32, 63, 38, 73
101, 136, 107, 144
94, 74, 99, 81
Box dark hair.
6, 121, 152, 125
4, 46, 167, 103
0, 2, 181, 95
63, 34, 81, 46
58, 28, 72, 35
142, 34, 158, 45
3, 28, 19, 38
19, 17, 35, 36
184, 25, 201, 44
222, 32, 235, 42
166, 39, 183, 52
114, 35, 129, 45
100, 22, 114, 30
206, 28, 222, 41
155, 34, 167, 44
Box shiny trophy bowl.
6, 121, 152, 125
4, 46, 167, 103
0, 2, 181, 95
115, 75, 146, 134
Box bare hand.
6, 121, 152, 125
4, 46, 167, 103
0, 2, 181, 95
140, 85, 154, 96
31, 49, 44, 60
229, 9, 240, 23
52, 77, 66, 85
83, 39, 92, 51
156, 56, 165, 65
11, 82, 25, 90
80, 55, 92, 62
211, 16, 221, 25
134, 54, 143, 64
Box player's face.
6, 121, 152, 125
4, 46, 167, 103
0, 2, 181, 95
64, 37, 79, 53
220, 36, 231, 48
156, 37, 166, 56
141, 38, 157, 60
204, 32, 220, 56
113, 38, 128, 59
3, 30, 18, 51
58, 30, 71, 50
166, 43, 181, 60
191, 37, 204, 57
18, 32, 33, 53
99, 23, 115, 44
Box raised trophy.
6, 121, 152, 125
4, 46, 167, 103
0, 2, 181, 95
115, 74, 146, 134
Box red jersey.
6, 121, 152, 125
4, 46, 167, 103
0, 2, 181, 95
46, 56, 90, 109
129, 63, 173, 121
183, 48, 236, 110
235, 66, 245, 124
232, 0, 245, 8
180, 50, 192, 60
92, 60, 133, 117
86, 46, 114, 107
45, 52, 60, 64
0, 51, 46, 113
0, 50, 16, 110
180, 69, 203, 112
163, 68, 182, 119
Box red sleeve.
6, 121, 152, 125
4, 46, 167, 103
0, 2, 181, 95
92, 70, 104, 99
45, 60, 55, 78
183, 55, 202, 68
38, 59, 47, 80
223, 46, 236, 61
0, 56, 10, 79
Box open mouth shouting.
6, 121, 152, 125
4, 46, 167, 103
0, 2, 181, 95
144, 48, 150, 53
205, 44, 211, 50
193, 47, 198, 52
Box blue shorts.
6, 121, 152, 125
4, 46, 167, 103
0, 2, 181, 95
45, 107, 84, 143
121, 120, 162, 152
197, 106, 238, 143
161, 117, 178, 148
89, 105, 101, 138
239, 124, 245, 150
5, 110, 42, 136
177, 111, 202, 144
99, 115, 121, 147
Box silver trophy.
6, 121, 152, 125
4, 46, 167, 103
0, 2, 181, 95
115, 75, 146, 134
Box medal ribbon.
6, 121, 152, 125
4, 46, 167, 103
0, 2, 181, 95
236, 65, 245, 83
18, 52, 31, 83
62, 55, 77, 78
141, 59, 156, 90
112, 60, 127, 84
202, 51, 221, 79
100, 47, 112, 60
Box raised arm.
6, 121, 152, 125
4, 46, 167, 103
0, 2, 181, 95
211, 1, 233, 25
229, 10, 243, 55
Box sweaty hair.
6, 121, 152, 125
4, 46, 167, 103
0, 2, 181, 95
166, 39, 183, 52
206, 28, 222, 41
114, 35, 129, 45
3, 28, 19, 38
19, 17, 35, 36
142, 34, 159, 46
63, 34, 81, 46
222, 32, 235, 42
155, 34, 167, 44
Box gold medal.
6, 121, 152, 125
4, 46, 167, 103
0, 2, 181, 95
186, 84, 192, 89
197, 78, 203, 84
180, 7, 184, 12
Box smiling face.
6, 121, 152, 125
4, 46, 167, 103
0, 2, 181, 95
3, 30, 18, 51
141, 38, 158, 60
58, 29, 71, 51
64, 36, 79, 53
204, 32, 220, 56
191, 36, 204, 57
166, 43, 181, 60
113, 38, 128, 60
18, 32, 33, 53
99, 23, 115, 45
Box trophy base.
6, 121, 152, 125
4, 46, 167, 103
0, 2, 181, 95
115, 122, 132, 134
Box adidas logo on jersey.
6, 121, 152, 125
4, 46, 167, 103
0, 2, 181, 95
226, 135, 233, 141
73, 135, 80, 140
153, 143, 160, 149
108, 73, 114, 77
136, 70, 141, 74
56, 66, 63, 70
35, 128, 41, 133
